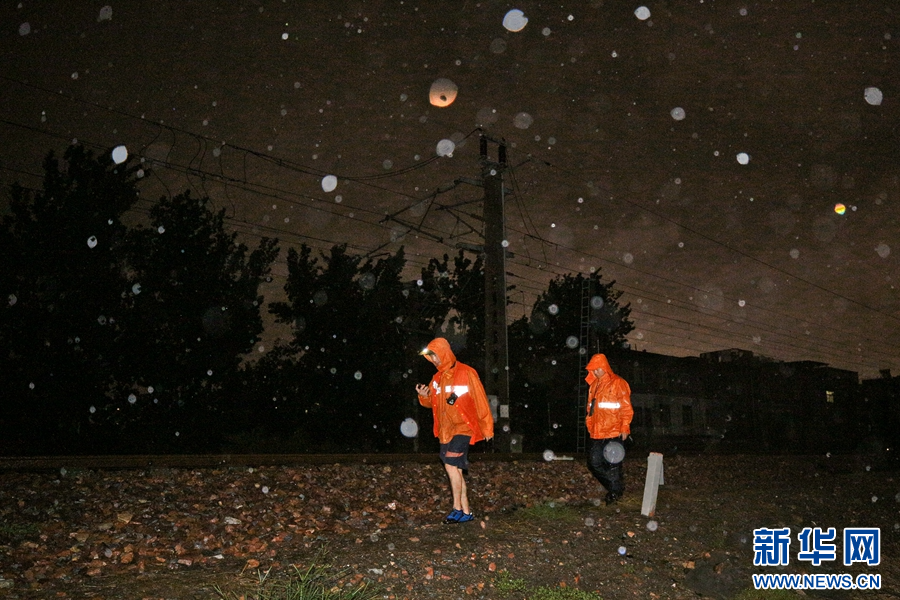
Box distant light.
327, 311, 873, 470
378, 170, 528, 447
634, 6, 651, 21
834, 203, 846, 215
502, 9, 528, 32
429, 78, 458, 107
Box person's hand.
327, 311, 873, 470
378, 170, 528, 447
415, 384, 431, 397
620, 433, 627, 440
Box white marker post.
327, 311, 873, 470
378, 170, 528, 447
641, 452, 664, 517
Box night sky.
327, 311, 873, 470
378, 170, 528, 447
2, 1, 899, 378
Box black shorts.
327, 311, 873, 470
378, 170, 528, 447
439, 435, 471, 469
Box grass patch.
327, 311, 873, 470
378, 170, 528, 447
214, 551, 382, 600
495, 571, 602, 600
514, 501, 582, 522
0, 522, 40, 543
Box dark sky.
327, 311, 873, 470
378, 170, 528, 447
2, 0, 899, 378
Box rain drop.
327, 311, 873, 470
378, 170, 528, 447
875, 243, 890, 258
132, 283, 142, 295
565, 336, 579, 348
502, 9, 528, 32
864, 87, 883, 106
646, 520, 659, 531
112, 145, 128, 164
513, 112, 533, 129
87, 236, 98, 249
618, 546, 627, 555
157, 225, 165, 234
354, 371, 363, 380
736, 152, 750, 165
634, 6, 651, 20
584, 517, 595, 527
670, 107, 686, 121
400, 418, 419, 438
18, 22, 31, 36
128, 394, 136, 404
436, 139, 455, 157
548, 304, 559, 315
7, 294, 16, 307
322, 175, 338, 192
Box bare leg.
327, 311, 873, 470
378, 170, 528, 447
443, 463, 470, 514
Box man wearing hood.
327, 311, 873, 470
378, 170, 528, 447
584, 353, 634, 505
416, 337, 494, 524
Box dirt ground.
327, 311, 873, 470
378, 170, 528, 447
0, 453, 898, 600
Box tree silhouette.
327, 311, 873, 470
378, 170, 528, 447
0, 147, 278, 454
0, 146, 141, 453
416, 250, 486, 366
117, 191, 278, 452
263, 244, 425, 451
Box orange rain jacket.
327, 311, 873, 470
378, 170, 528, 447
584, 353, 634, 440
418, 338, 494, 445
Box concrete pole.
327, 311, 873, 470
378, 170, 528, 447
481, 136, 511, 451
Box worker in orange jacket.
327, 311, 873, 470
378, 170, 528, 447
584, 353, 634, 505
416, 337, 494, 524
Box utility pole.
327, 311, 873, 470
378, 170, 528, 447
480, 134, 511, 452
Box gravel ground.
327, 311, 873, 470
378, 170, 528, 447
0, 453, 898, 599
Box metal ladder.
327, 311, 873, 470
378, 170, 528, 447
576, 276, 593, 453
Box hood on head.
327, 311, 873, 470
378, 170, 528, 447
585, 353, 614, 385
421, 337, 456, 371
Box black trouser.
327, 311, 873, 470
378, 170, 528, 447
587, 437, 624, 497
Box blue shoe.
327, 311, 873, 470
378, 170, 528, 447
443, 509, 463, 524
457, 512, 475, 523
